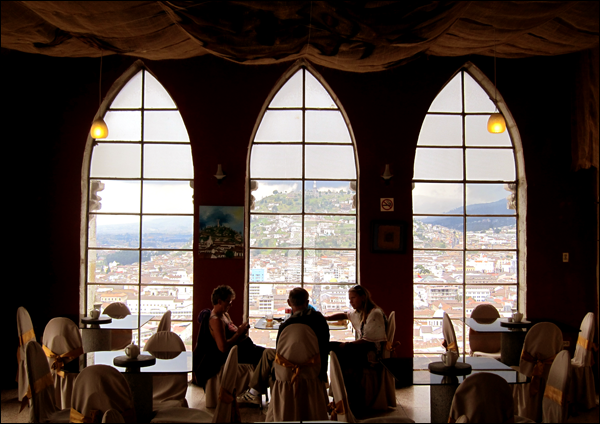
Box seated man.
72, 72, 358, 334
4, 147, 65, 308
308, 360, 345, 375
237, 287, 330, 405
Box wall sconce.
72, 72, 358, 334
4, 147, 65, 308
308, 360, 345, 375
381, 164, 393, 185
214, 164, 226, 183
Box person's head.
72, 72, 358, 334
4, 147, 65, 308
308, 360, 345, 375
348, 285, 378, 315
287, 287, 309, 312
211, 285, 235, 312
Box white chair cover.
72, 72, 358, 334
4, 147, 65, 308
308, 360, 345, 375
205, 362, 254, 409
144, 331, 189, 409
42, 317, 83, 410
469, 304, 501, 358
543, 350, 571, 423
17, 306, 36, 407
570, 312, 596, 409
443, 312, 459, 353
329, 351, 359, 423
24, 340, 70, 423
102, 409, 125, 423
265, 323, 329, 422
448, 372, 514, 423
512, 322, 563, 422
157, 310, 172, 332
71, 365, 137, 423
103, 302, 133, 350
212, 345, 242, 423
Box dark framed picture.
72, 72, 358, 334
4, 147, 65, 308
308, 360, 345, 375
371, 220, 407, 253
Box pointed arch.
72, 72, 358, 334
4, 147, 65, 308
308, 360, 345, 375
412, 62, 525, 357
81, 61, 194, 345
245, 60, 359, 346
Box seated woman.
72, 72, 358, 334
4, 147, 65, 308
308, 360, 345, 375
325, 285, 388, 412
193, 285, 265, 388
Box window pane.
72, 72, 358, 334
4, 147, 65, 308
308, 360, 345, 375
305, 71, 336, 109
249, 249, 302, 283
104, 111, 141, 141
465, 116, 512, 147
466, 184, 516, 215
304, 181, 356, 214
90, 143, 141, 178
142, 217, 193, 248
465, 288, 517, 316
269, 70, 303, 108
417, 115, 463, 146
305, 145, 356, 179
87, 250, 139, 284
89, 215, 140, 248
414, 250, 464, 284
250, 215, 302, 248
413, 148, 463, 180
141, 252, 193, 285
464, 73, 496, 113
142, 181, 193, 213
466, 218, 517, 250
414, 316, 463, 355
304, 216, 356, 249
143, 111, 190, 142
305, 110, 351, 143
250, 145, 302, 178
143, 144, 193, 178
92, 180, 141, 213
254, 110, 302, 142
413, 217, 463, 249
466, 252, 518, 283
304, 250, 356, 283
87, 284, 137, 313
138, 286, 193, 321
144, 72, 177, 109
110, 71, 142, 109
251, 180, 302, 213
466, 149, 515, 181
428, 74, 462, 113
413, 183, 463, 214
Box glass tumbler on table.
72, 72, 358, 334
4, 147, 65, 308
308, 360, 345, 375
265, 312, 274, 327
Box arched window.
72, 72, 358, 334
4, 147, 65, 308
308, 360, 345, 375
84, 64, 194, 349
412, 64, 524, 357
247, 63, 358, 348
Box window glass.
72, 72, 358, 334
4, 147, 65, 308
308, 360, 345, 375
90, 144, 141, 178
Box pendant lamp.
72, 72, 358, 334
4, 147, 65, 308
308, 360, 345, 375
487, 31, 506, 134
90, 51, 109, 139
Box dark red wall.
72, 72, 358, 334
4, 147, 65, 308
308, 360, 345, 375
2, 48, 597, 388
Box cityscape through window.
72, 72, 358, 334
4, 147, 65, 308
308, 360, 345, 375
247, 65, 358, 348
412, 68, 519, 356
85, 67, 194, 350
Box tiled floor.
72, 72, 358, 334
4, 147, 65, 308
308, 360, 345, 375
3, 383, 598, 423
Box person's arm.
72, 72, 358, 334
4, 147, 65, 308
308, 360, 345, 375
325, 312, 348, 321
209, 317, 249, 353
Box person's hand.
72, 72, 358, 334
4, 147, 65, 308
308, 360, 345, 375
236, 321, 249, 335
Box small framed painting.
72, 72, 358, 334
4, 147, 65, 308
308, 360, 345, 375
198, 206, 244, 259
371, 220, 407, 253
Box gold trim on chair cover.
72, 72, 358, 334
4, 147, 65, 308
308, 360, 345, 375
274, 352, 320, 388
327, 400, 345, 421
443, 339, 459, 352
42, 345, 84, 378
70, 407, 136, 423
20, 372, 54, 412
544, 385, 565, 406
218, 387, 241, 423
520, 350, 557, 395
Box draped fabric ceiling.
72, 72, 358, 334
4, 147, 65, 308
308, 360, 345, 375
1, 1, 598, 167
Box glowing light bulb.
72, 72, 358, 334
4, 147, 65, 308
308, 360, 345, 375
90, 118, 109, 139
487, 113, 506, 134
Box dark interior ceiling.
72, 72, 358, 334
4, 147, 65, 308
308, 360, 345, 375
1, 1, 598, 72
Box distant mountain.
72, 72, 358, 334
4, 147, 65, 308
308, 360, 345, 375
419, 199, 515, 231
97, 216, 193, 235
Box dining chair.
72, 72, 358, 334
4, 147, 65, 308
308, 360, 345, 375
144, 331, 189, 409
16, 306, 36, 410
442, 312, 459, 353
448, 372, 514, 423
157, 310, 172, 332
71, 364, 138, 422
329, 351, 414, 423
511, 322, 563, 422
265, 323, 329, 422
103, 302, 133, 350
23, 340, 71, 423
102, 409, 125, 423
468, 304, 501, 359
42, 317, 83, 409
570, 312, 596, 410
542, 350, 572, 423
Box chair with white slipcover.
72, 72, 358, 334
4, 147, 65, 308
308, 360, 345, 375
468, 304, 501, 359
103, 302, 133, 350
542, 350, 572, 423
329, 351, 414, 423
511, 322, 563, 422
24, 340, 70, 423
448, 372, 514, 423
442, 312, 459, 353
144, 331, 189, 409
42, 317, 83, 409
16, 306, 36, 410
265, 323, 329, 422
570, 312, 596, 410
157, 310, 172, 332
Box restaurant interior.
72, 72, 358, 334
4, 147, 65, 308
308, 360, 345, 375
2, 1, 598, 422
